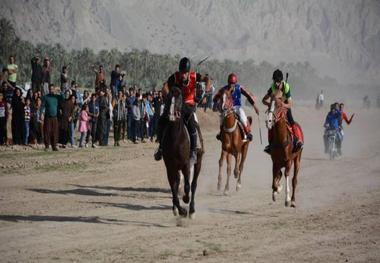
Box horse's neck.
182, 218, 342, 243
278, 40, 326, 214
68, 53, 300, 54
223, 113, 236, 128
273, 118, 289, 143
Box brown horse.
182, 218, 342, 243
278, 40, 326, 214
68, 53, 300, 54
162, 89, 203, 218
267, 94, 302, 207
217, 108, 251, 195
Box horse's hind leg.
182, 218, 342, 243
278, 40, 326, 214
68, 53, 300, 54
291, 152, 302, 208
234, 152, 241, 179
236, 144, 249, 191
189, 151, 202, 219
218, 151, 226, 191
181, 165, 191, 204
167, 169, 187, 217
224, 153, 232, 195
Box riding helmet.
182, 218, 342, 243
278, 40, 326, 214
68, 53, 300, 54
179, 57, 191, 72
228, 73, 237, 84
272, 69, 283, 82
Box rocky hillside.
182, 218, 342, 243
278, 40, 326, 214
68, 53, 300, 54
1, 0, 379, 83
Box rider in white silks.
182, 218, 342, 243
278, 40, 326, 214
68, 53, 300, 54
213, 73, 259, 141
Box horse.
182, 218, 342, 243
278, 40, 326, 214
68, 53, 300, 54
266, 92, 303, 207
162, 88, 203, 218
217, 101, 251, 195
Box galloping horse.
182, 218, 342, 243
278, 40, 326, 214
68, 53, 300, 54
267, 92, 303, 207
162, 88, 203, 218
217, 94, 251, 195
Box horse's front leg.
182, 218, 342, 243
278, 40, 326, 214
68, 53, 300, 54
272, 165, 282, 202
218, 151, 226, 191
168, 169, 187, 217
224, 153, 232, 195
284, 161, 292, 207
181, 165, 191, 204
189, 153, 202, 219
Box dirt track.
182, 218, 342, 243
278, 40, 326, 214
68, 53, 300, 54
0, 106, 379, 262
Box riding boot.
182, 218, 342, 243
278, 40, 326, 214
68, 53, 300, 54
243, 125, 252, 142
292, 123, 303, 151
190, 132, 197, 165
264, 129, 273, 154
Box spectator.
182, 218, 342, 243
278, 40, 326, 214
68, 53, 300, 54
23, 98, 31, 145
131, 93, 141, 144
31, 55, 43, 93
87, 93, 99, 148
93, 65, 105, 92
11, 88, 24, 145
110, 65, 120, 99
58, 91, 75, 148
42, 84, 63, 151
32, 97, 44, 145
96, 89, 108, 146
0, 92, 8, 145
7, 55, 18, 87
126, 87, 135, 141
145, 93, 155, 141
113, 90, 127, 146
41, 57, 51, 96
78, 104, 90, 148
60, 66, 69, 92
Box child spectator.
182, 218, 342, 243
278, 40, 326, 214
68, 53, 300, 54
24, 98, 31, 145
78, 104, 90, 148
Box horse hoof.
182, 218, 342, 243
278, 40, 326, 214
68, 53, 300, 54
189, 212, 196, 219
236, 183, 241, 192
224, 190, 229, 196
272, 192, 277, 202
179, 208, 188, 217
285, 200, 290, 207
217, 183, 222, 191
291, 201, 296, 208
277, 185, 283, 193
183, 195, 190, 204
234, 173, 239, 179
173, 207, 179, 216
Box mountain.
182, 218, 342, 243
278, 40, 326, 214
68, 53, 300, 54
1, 0, 379, 83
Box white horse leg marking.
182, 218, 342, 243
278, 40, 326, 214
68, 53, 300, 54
285, 176, 291, 206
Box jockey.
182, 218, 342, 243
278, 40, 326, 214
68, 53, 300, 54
262, 69, 303, 154
213, 73, 259, 141
154, 57, 211, 164
323, 104, 342, 153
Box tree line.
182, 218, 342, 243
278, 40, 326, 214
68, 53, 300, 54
0, 18, 336, 98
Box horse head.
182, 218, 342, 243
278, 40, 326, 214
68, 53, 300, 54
168, 86, 183, 122
266, 90, 287, 129
222, 108, 238, 132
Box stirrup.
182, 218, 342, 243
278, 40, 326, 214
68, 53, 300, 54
264, 145, 271, 154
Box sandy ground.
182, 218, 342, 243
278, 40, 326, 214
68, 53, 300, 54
0, 105, 379, 262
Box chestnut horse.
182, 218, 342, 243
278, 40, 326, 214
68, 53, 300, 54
162, 88, 203, 218
217, 108, 251, 195
267, 93, 303, 207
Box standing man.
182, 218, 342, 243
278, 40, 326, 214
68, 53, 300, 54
113, 90, 127, 146
155, 57, 211, 163
7, 55, 18, 87
110, 65, 121, 99
87, 93, 99, 148
31, 55, 43, 93
42, 84, 63, 151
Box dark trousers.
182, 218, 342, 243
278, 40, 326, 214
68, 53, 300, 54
114, 119, 125, 143
44, 117, 58, 149
131, 119, 139, 142
86, 120, 97, 144
96, 115, 107, 145
12, 117, 23, 145
127, 115, 133, 140
0, 118, 6, 145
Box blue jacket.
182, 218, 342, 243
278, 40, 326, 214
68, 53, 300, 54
324, 111, 341, 129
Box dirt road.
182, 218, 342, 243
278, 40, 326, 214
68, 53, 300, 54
0, 106, 379, 262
